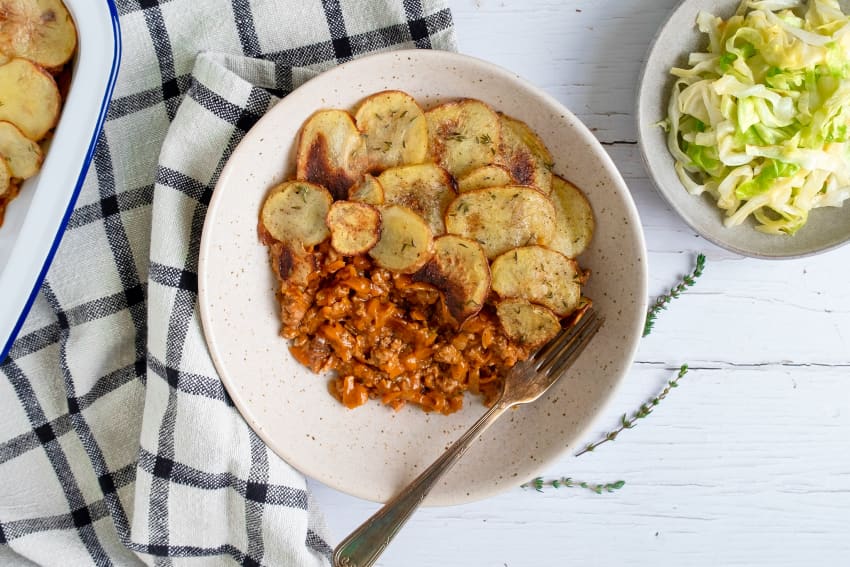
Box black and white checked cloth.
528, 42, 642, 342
0, 1, 455, 565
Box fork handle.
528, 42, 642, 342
333, 400, 511, 567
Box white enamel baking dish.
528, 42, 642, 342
0, 0, 121, 361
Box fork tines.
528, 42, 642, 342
534, 308, 603, 375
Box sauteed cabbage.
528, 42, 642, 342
664, 0, 850, 234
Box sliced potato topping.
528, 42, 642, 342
496, 299, 561, 348
348, 173, 385, 205
499, 113, 553, 195
354, 90, 428, 171
444, 185, 556, 259
413, 235, 490, 322
260, 180, 332, 246
426, 99, 502, 178
547, 175, 595, 258
377, 163, 456, 236
0, 121, 43, 179
0, 0, 77, 69
0, 58, 61, 141
369, 204, 434, 273
296, 109, 364, 200
327, 200, 381, 255
0, 156, 10, 198
491, 245, 581, 316
456, 164, 514, 193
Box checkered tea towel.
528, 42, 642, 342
0, 1, 456, 565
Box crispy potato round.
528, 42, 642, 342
490, 245, 581, 316
0, 58, 61, 141
0, 0, 77, 69
378, 163, 456, 236
260, 181, 332, 246
547, 175, 595, 258
0, 121, 44, 179
426, 99, 502, 178
348, 173, 385, 205
444, 185, 556, 259
369, 205, 434, 273
327, 201, 381, 255
499, 113, 553, 195
355, 90, 428, 171
496, 299, 561, 348
413, 235, 490, 322
0, 156, 11, 198
296, 109, 364, 200
456, 164, 514, 193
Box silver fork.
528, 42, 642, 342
333, 308, 604, 567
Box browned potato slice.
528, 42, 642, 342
0, 58, 61, 141
413, 235, 490, 323
296, 109, 364, 200
354, 90, 428, 171
260, 181, 332, 246
444, 185, 556, 259
377, 163, 456, 236
456, 164, 514, 193
496, 299, 561, 348
426, 99, 501, 178
0, 121, 43, 179
369, 204, 434, 273
491, 246, 581, 316
0, 156, 10, 198
348, 173, 385, 205
0, 0, 77, 69
327, 201, 381, 255
499, 113, 553, 195
548, 176, 595, 258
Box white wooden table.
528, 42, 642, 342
310, 1, 850, 565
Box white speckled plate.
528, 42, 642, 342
198, 49, 647, 505
638, 0, 850, 258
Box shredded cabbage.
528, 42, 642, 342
664, 0, 850, 234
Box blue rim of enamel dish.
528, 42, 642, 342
0, 0, 123, 363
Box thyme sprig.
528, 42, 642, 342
643, 253, 706, 337
576, 364, 689, 457
523, 477, 626, 494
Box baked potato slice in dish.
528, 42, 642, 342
0, 58, 61, 141
498, 113, 553, 195
490, 245, 582, 317
260, 180, 332, 247
296, 109, 364, 200
547, 175, 595, 258
348, 173, 385, 206
327, 200, 381, 256
0, 0, 77, 70
426, 99, 502, 178
444, 185, 556, 259
456, 164, 514, 193
0, 121, 43, 180
0, 156, 11, 198
354, 90, 428, 171
369, 204, 434, 273
377, 163, 456, 236
496, 299, 561, 348
413, 235, 490, 323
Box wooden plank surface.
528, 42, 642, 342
310, 1, 850, 565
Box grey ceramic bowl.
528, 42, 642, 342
637, 0, 850, 259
